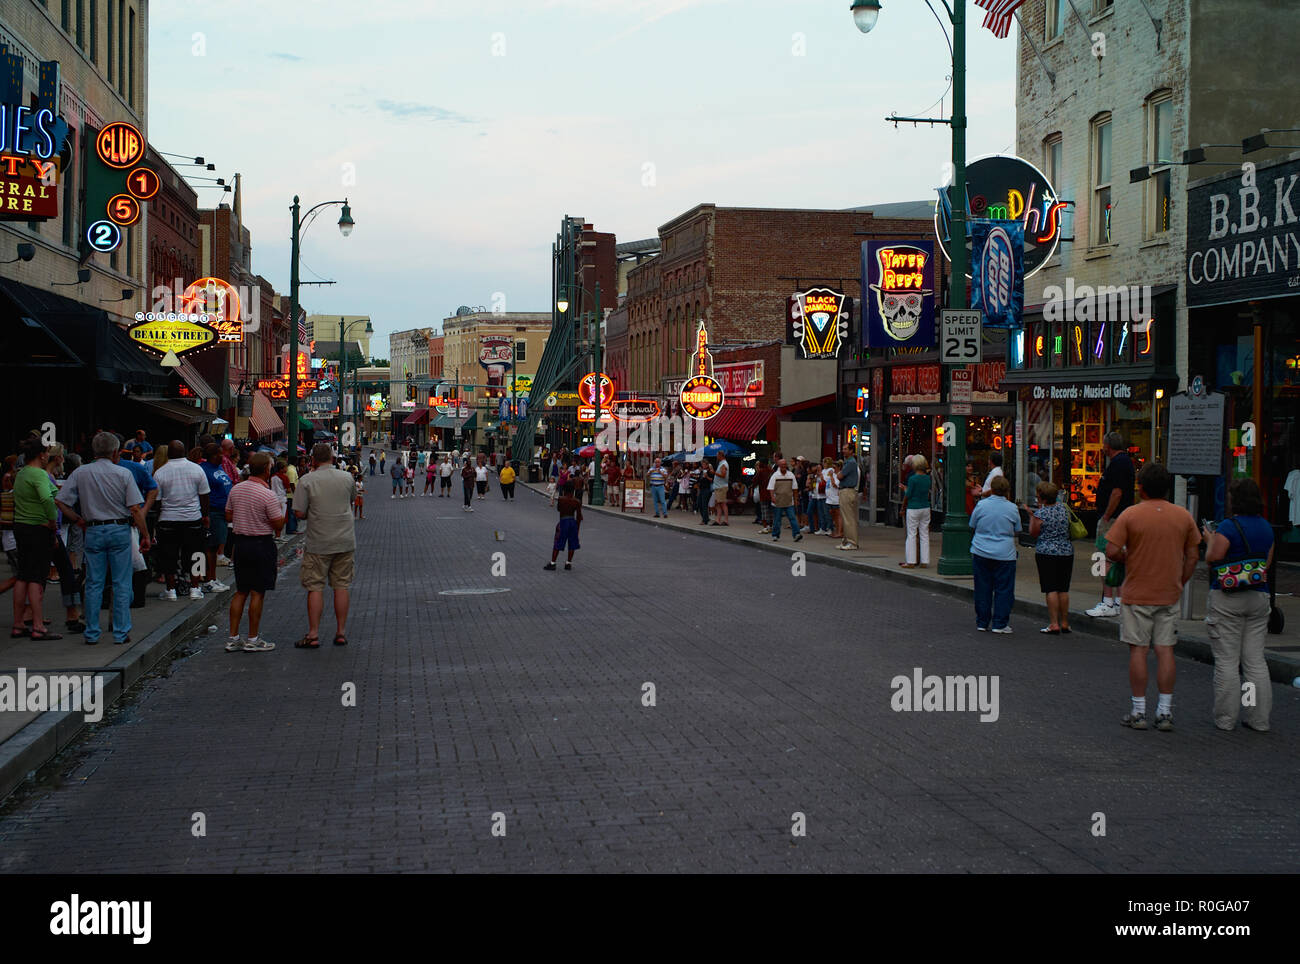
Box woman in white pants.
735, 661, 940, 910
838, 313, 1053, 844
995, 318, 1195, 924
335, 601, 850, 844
900, 455, 932, 568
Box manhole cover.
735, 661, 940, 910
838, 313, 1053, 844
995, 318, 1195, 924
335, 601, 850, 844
438, 588, 512, 596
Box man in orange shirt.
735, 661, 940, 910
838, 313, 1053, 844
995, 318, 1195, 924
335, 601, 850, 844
1105, 463, 1201, 732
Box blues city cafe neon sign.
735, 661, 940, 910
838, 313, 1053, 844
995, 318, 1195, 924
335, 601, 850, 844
935, 155, 1065, 278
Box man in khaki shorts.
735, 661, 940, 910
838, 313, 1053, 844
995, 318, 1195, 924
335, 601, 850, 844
1105, 463, 1200, 732
293, 443, 357, 648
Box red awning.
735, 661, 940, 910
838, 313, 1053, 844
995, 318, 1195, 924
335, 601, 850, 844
702, 406, 774, 442
249, 391, 284, 438
402, 407, 430, 426
177, 358, 218, 401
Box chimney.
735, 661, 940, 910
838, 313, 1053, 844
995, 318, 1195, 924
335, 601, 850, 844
233, 172, 242, 222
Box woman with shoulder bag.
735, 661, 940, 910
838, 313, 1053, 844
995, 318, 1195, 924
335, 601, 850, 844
1027, 481, 1074, 634
1202, 477, 1274, 732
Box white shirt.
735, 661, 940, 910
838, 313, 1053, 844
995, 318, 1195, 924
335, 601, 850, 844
152, 458, 210, 522
823, 467, 840, 506
766, 469, 798, 491
439, 461, 453, 477
982, 465, 1004, 494
475, 465, 489, 482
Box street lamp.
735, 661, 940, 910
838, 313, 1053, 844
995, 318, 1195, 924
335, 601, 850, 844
557, 281, 605, 505
287, 196, 355, 459
337, 316, 373, 443
854, 0, 971, 575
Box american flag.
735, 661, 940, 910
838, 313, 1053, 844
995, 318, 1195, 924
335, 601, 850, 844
974, 0, 1025, 39
297, 313, 308, 346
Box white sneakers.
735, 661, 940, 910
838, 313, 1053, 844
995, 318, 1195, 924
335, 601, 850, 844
1086, 599, 1121, 617
158, 588, 177, 601
217, 555, 232, 567
228, 636, 275, 652
189, 587, 205, 600
205, 580, 230, 593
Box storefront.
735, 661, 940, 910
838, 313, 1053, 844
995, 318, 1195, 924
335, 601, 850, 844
1187, 155, 1300, 551
1005, 287, 1178, 513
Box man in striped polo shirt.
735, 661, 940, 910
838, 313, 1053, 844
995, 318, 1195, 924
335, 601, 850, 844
224, 453, 286, 653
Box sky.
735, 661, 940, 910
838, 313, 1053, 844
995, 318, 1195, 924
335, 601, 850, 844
147, 0, 1018, 360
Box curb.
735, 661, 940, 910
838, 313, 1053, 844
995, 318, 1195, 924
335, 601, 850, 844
0, 534, 304, 803
525, 482, 1300, 684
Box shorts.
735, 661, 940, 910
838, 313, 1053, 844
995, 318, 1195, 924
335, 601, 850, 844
1034, 552, 1074, 594
233, 534, 277, 593
392, 477, 403, 490
300, 550, 354, 591
13, 523, 54, 583
441, 476, 452, 489
207, 511, 229, 549
476, 481, 488, 495
1120, 602, 1178, 648
553, 517, 580, 552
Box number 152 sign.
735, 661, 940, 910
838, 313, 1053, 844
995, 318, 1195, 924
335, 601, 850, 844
941, 309, 982, 364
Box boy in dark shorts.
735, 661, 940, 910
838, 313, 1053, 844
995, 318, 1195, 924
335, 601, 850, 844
544, 482, 584, 571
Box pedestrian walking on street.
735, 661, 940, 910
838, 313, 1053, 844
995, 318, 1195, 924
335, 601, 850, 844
823, 457, 842, 539
1106, 463, 1200, 732
293, 443, 357, 648
647, 457, 668, 517
474, 454, 490, 500
224, 453, 285, 653
405, 460, 416, 497
900, 455, 931, 568
11, 438, 61, 640
352, 471, 366, 519
390, 455, 404, 498
809, 459, 829, 534
1087, 432, 1135, 619
696, 460, 714, 525
1027, 481, 1073, 634
710, 456, 730, 525
200, 444, 234, 594
544, 482, 583, 571
55, 432, 151, 645
422, 458, 436, 496
461, 459, 476, 511
439, 454, 454, 497
547, 459, 559, 505
499, 461, 516, 500
152, 440, 211, 601
379, 451, 386, 475
767, 457, 802, 543
1202, 477, 1274, 732
968, 475, 1021, 634
838, 444, 860, 550
368, 452, 376, 476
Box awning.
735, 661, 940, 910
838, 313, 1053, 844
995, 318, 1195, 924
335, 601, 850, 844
129, 397, 208, 425
298, 417, 314, 431
434, 412, 477, 430
702, 406, 774, 442
775, 394, 836, 417
176, 357, 218, 401
249, 392, 284, 437
402, 407, 430, 426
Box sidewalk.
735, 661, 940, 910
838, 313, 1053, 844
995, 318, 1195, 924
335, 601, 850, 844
522, 482, 1300, 683
0, 534, 303, 801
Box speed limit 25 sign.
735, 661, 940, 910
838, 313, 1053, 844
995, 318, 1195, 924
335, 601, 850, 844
940, 309, 982, 364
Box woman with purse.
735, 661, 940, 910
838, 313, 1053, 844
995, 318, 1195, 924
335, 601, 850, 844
1027, 481, 1074, 634
1203, 477, 1274, 732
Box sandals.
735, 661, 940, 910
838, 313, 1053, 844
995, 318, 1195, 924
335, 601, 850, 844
295, 634, 320, 649
333, 634, 347, 646
1038, 627, 1061, 635
30, 629, 64, 641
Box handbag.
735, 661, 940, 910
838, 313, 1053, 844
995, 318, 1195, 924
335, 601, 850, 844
1212, 519, 1269, 593
1067, 504, 1087, 541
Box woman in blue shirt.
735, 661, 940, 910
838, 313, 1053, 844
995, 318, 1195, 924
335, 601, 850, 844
1027, 481, 1073, 635
968, 475, 1021, 633
1202, 477, 1274, 731
899, 455, 931, 568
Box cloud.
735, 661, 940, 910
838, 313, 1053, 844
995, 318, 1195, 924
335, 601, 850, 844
375, 99, 475, 123
269, 51, 303, 61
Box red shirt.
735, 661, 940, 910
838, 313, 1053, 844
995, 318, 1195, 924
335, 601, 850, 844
227, 477, 284, 536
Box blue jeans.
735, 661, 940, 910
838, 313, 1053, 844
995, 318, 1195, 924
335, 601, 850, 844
286, 499, 298, 534
810, 498, 830, 532
651, 484, 666, 515
772, 505, 800, 540
84, 524, 134, 643
972, 553, 1016, 630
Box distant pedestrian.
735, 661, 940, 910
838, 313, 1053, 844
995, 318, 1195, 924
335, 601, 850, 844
390, 456, 404, 499
499, 461, 516, 500
1106, 463, 1200, 732
710, 456, 730, 525
1203, 477, 1274, 732
152, 440, 211, 601
837, 444, 860, 550
547, 458, 559, 505
11, 438, 60, 640
767, 457, 802, 543
439, 454, 454, 497
379, 450, 386, 475
968, 475, 1021, 634
978, 451, 1004, 500
1028, 481, 1073, 634
224, 452, 285, 653
461, 459, 476, 511
368, 452, 377, 476
352, 471, 365, 519
900, 454, 931, 568
293, 443, 357, 648
423, 458, 436, 496
696, 461, 713, 525
1087, 432, 1135, 618
404, 460, 415, 496
646, 457, 668, 517
474, 454, 490, 500
200, 443, 234, 594
544, 482, 583, 571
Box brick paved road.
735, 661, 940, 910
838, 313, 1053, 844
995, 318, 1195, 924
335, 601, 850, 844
1, 468, 1296, 872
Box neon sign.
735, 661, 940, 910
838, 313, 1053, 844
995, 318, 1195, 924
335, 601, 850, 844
181, 278, 243, 344
1138, 319, 1153, 355
578, 372, 615, 408
788, 287, 851, 360
864, 241, 936, 348
95, 121, 144, 169
0, 106, 59, 159
679, 320, 725, 420
855, 386, 869, 414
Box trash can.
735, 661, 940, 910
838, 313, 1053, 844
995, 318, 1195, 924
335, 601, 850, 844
528, 463, 540, 483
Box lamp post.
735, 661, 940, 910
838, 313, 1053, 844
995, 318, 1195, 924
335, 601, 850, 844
336, 316, 373, 442
287, 196, 354, 458
557, 281, 604, 505
853, 0, 972, 576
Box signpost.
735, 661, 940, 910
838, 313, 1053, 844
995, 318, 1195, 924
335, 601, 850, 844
949, 368, 973, 415
623, 479, 645, 513
940, 309, 982, 364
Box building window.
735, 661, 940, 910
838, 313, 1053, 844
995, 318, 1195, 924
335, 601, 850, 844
1044, 134, 1062, 189
1093, 0, 1114, 13
117, 0, 124, 93
1091, 114, 1113, 246
1146, 93, 1173, 237
90, 0, 97, 64
514, 340, 525, 363
1047, 0, 1066, 39
128, 6, 135, 107
61, 0, 71, 30
61, 127, 76, 246
76, 0, 85, 48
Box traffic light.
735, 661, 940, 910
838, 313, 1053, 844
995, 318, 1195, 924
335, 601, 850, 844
82, 121, 158, 256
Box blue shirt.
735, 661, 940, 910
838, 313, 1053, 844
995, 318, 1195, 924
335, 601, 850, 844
647, 467, 667, 486
1212, 515, 1273, 592
201, 461, 234, 511
120, 459, 158, 496
969, 495, 1022, 561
